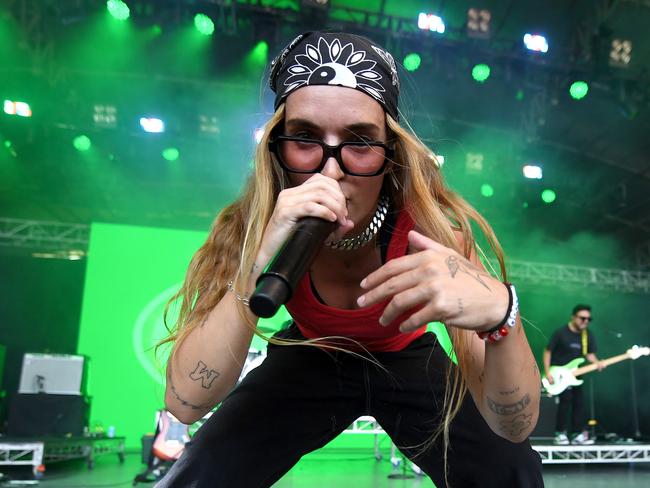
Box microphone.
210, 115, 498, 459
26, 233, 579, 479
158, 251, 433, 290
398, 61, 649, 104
249, 217, 336, 318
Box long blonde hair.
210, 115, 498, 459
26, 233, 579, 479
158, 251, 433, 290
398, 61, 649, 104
159, 104, 506, 479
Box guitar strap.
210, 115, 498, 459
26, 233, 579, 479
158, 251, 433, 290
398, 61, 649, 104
581, 329, 588, 356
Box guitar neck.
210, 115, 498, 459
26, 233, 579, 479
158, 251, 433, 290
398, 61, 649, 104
574, 353, 629, 377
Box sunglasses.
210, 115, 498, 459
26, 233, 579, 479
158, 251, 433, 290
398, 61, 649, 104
576, 316, 592, 322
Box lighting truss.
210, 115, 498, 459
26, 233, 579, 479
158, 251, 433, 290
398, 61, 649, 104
609, 38, 633, 67
467, 8, 491, 39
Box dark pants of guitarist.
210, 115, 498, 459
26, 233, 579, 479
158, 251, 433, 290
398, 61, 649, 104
556, 385, 585, 433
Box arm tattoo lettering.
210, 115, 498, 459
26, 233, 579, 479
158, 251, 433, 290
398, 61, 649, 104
167, 364, 211, 411
498, 413, 533, 437
189, 360, 221, 389
498, 386, 520, 396
487, 393, 531, 416
457, 298, 464, 314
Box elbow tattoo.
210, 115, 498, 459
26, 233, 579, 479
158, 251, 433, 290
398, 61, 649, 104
487, 393, 533, 438
167, 363, 213, 411
498, 413, 533, 438
487, 393, 531, 416
189, 360, 221, 389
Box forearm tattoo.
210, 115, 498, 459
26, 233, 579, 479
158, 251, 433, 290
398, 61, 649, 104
498, 386, 520, 396
445, 255, 491, 291
487, 393, 531, 416
189, 360, 221, 389
499, 413, 533, 438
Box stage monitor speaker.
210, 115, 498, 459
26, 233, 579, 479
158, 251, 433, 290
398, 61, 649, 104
530, 395, 559, 438
18, 353, 87, 395
7, 393, 89, 437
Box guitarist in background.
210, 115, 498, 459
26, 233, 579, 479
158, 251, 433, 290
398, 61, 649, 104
543, 304, 605, 445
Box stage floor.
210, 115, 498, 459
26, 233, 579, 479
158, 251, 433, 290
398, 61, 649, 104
1, 451, 649, 487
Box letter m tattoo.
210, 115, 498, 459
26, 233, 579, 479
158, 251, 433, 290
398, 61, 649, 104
189, 361, 220, 389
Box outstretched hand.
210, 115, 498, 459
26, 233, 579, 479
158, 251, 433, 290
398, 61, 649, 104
357, 230, 509, 333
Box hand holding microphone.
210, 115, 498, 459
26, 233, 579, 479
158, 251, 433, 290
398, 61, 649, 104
250, 175, 353, 318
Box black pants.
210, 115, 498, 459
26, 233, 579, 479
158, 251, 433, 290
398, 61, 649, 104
555, 385, 585, 434
156, 326, 543, 488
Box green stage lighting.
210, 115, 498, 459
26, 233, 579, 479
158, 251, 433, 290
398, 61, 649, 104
251, 41, 269, 66
403, 53, 421, 72
194, 13, 214, 36
106, 0, 130, 21
541, 189, 556, 204
73, 135, 92, 152
472, 63, 490, 83
569, 81, 589, 100
162, 147, 179, 161
480, 183, 494, 197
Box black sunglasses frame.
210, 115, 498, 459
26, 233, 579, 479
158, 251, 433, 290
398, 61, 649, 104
268, 135, 394, 177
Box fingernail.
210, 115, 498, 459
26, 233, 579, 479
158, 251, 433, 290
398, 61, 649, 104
357, 295, 365, 306
360, 279, 367, 288
379, 316, 386, 326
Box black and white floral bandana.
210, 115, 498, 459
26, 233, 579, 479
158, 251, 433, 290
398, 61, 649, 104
269, 32, 400, 120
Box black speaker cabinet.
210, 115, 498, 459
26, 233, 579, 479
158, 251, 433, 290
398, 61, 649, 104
530, 395, 559, 438
7, 393, 89, 437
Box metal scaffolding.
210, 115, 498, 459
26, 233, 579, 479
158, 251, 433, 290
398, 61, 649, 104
0, 217, 90, 256
504, 259, 650, 294
1, 217, 649, 293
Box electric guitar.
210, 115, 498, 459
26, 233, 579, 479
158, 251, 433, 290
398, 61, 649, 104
542, 345, 649, 396
152, 410, 191, 461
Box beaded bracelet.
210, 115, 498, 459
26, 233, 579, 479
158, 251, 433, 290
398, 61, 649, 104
476, 283, 519, 343
227, 280, 250, 306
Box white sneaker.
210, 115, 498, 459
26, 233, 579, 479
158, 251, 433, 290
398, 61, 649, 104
554, 432, 569, 445
571, 431, 595, 445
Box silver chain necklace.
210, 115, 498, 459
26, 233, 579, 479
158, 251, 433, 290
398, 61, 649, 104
326, 194, 390, 251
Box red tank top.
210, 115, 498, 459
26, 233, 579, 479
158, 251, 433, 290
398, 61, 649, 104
285, 209, 427, 352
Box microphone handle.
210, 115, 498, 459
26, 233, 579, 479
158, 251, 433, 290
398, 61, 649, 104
249, 217, 336, 318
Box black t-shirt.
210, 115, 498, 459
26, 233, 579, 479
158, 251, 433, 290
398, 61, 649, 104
546, 325, 597, 366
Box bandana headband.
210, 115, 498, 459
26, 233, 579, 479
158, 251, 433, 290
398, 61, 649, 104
269, 32, 400, 120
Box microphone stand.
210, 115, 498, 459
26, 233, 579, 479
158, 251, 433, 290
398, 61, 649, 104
629, 360, 642, 439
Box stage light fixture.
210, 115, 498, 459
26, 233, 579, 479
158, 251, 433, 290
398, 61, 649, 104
467, 8, 491, 39
199, 115, 220, 134
403, 53, 421, 72
73, 135, 92, 152
139, 117, 165, 133
106, 0, 130, 21
93, 104, 117, 128
418, 13, 445, 34
480, 183, 494, 198
471, 63, 490, 83
194, 13, 215, 36
162, 147, 179, 161
541, 189, 556, 204
523, 165, 542, 179
3, 100, 32, 117
523, 34, 548, 53
609, 39, 632, 67
569, 81, 589, 100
